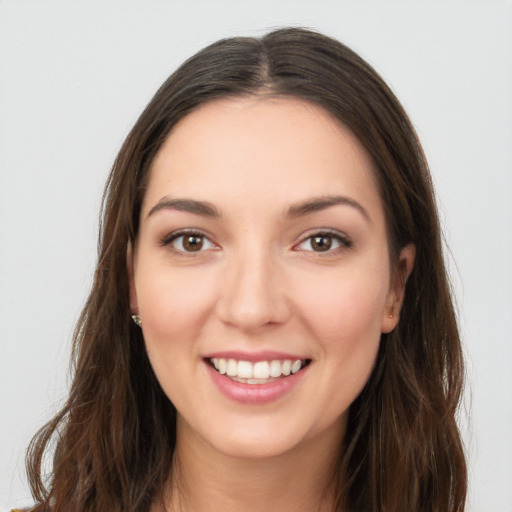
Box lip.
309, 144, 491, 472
203, 350, 307, 362
204, 354, 310, 405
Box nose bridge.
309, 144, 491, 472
217, 235, 287, 330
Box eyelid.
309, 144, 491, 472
159, 228, 219, 253
158, 227, 351, 255
293, 229, 352, 253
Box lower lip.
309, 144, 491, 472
205, 362, 309, 405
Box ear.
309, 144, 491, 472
127, 242, 139, 314
381, 243, 415, 333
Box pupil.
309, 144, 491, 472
184, 235, 203, 251
312, 236, 331, 251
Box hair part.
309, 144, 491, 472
26, 27, 466, 512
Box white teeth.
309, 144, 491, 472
226, 359, 237, 377
247, 378, 275, 384
237, 360, 253, 379
209, 357, 306, 381
253, 361, 270, 379
269, 360, 282, 378
291, 360, 302, 374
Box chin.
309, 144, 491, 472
192, 411, 347, 462
211, 430, 305, 461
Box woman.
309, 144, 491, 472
24, 27, 467, 511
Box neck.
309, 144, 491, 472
157, 416, 344, 512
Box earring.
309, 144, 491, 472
131, 314, 142, 327
388, 313, 394, 319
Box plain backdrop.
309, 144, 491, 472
1, 1, 511, 510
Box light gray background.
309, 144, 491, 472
1, 1, 511, 510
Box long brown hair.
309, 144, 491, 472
26, 27, 467, 512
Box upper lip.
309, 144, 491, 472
202, 350, 310, 362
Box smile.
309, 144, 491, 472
208, 357, 310, 384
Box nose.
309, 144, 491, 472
216, 245, 290, 332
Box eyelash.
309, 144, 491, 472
159, 229, 216, 255
294, 230, 353, 255
159, 229, 352, 256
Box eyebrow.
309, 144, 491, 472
147, 197, 221, 218
147, 194, 370, 222
286, 195, 370, 222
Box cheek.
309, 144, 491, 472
296, 269, 386, 413
134, 266, 221, 406
135, 264, 219, 351
296, 265, 388, 344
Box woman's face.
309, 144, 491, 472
130, 97, 412, 460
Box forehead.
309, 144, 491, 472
143, 96, 383, 221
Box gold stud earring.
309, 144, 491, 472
131, 314, 142, 327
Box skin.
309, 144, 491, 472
128, 97, 414, 511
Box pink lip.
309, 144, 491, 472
204, 359, 310, 405
203, 350, 307, 362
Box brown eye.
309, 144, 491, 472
310, 235, 332, 252
296, 231, 351, 254
183, 235, 204, 251
168, 232, 215, 253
